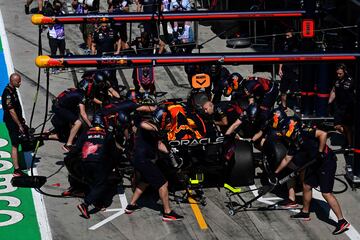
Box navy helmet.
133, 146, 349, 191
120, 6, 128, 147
92, 114, 105, 128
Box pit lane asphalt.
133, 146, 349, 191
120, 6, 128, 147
2, 1, 360, 239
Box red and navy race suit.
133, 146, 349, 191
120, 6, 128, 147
212, 101, 243, 133
211, 66, 231, 103
97, 100, 140, 130
1, 84, 26, 146
246, 77, 279, 110
287, 127, 336, 193
133, 124, 167, 189
52, 88, 86, 125
245, 77, 279, 122
73, 126, 114, 206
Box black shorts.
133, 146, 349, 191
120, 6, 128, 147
132, 156, 166, 189
113, 24, 127, 42
304, 152, 337, 193
280, 77, 298, 94
52, 106, 78, 125
48, 37, 66, 55
5, 121, 21, 147
334, 104, 353, 126
261, 84, 279, 109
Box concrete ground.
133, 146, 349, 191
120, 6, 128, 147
2, 0, 360, 239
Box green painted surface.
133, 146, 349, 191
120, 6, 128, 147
0, 124, 41, 240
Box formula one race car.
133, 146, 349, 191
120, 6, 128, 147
155, 89, 256, 196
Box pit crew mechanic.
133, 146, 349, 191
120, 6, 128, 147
124, 108, 184, 221
274, 118, 350, 235
328, 63, 355, 148
51, 85, 92, 152
75, 115, 115, 219
1, 73, 28, 177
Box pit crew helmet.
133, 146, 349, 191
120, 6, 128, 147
92, 114, 105, 128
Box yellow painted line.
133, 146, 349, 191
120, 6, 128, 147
188, 195, 208, 230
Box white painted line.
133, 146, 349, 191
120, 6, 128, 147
104, 208, 122, 212
119, 191, 128, 208
89, 193, 128, 230
89, 209, 125, 230
249, 185, 277, 205
249, 184, 299, 213
31, 168, 53, 240
260, 197, 283, 201
0, 10, 14, 75
312, 190, 360, 240
0, 10, 26, 120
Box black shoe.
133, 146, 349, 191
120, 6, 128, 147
25, 4, 29, 14
290, 211, 310, 221
277, 199, 298, 209
13, 169, 28, 177
62, 144, 74, 152
162, 210, 184, 221
124, 204, 140, 214
77, 203, 90, 219
333, 219, 350, 235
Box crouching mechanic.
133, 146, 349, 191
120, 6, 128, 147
274, 118, 350, 235
76, 115, 115, 219
51, 86, 92, 152
125, 108, 184, 221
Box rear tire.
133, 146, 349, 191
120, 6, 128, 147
227, 140, 254, 186
263, 140, 287, 171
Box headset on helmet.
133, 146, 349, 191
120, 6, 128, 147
117, 111, 130, 126
81, 70, 96, 80
94, 71, 106, 84
210, 64, 221, 74
101, 69, 112, 79
152, 107, 166, 125
243, 79, 259, 94
126, 89, 142, 103
141, 93, 156, 105
269, 108, 288, 129
92, 114, 105, 128
77, 79, 94, 97
246, 103, 258, 122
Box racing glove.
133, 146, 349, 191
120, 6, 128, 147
168, 150, 183, 169
316, 152, 326, 162
268, 172, 279, 185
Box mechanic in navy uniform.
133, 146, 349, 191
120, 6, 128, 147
328, 63, 355, 148
124, 108, 184, 221
2, 73, 27, 176
202, 100, 243, 136
274, 117, 350, 235
210, 64, 231, 104
92, 23, 121, 55
89, 71, 121, 106
242, 76, 279, 123
51, 84, 92, 152
278, 28, 299, 110
76, 115, 115, 219
108, 0, 130, 51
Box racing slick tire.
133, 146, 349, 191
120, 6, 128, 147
228, 139, 254, 186
226, 38, 251, 48
263, 140, 287, 172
